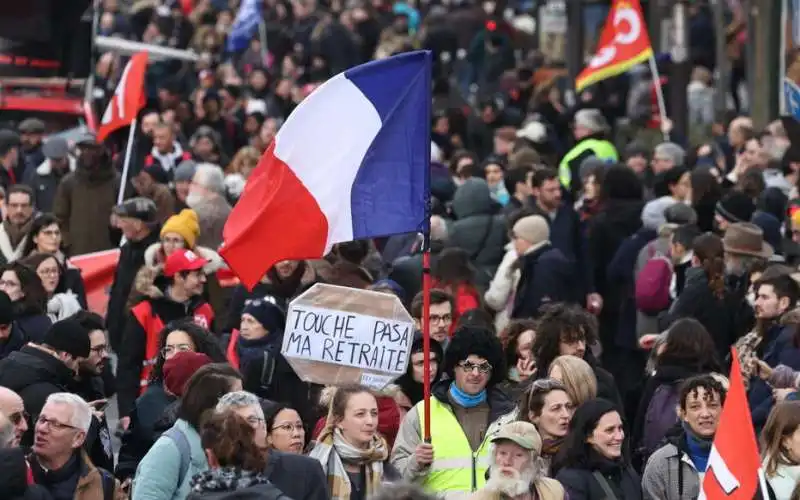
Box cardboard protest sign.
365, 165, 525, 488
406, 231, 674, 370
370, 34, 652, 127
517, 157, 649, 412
281, 283, 414, 390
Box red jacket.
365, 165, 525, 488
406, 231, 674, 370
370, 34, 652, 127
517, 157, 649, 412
312, 395, 401, 448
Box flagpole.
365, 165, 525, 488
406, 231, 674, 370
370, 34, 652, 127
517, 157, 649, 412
647, 55, 670, 141
117, 119, 137, 205
421, 231, 432, 442
258, 19, 269, 66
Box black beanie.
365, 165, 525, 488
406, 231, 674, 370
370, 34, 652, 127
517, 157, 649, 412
716, 191, 756, 224
42, 318, 90, 358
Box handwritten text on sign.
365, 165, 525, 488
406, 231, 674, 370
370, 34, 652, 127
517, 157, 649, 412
282, 305, 413, 375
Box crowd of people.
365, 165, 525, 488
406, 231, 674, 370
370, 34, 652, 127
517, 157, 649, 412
0, 0, 798, 499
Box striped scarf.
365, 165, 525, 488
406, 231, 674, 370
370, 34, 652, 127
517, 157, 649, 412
309, 428, 388, 500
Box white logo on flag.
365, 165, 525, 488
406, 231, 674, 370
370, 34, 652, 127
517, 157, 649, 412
588, 6, 642, 69
101, 59, 134, 125
699, 446, 740, 500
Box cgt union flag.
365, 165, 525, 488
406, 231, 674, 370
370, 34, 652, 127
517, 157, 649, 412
698, 348, 762, 500
97, 52, 148, 142
575, 0, 653, 92
220, 51, 431, 290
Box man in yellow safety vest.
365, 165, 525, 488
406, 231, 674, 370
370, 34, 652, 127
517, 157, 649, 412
558, 108, 618, 200
391, 327, 514, 495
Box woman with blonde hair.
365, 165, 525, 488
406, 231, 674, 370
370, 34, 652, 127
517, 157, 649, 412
547, 355, 598, 407
309, 385, 399, 500
761, 401, 800, 498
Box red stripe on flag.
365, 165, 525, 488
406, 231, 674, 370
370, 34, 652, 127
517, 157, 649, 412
220, 142, 329, 290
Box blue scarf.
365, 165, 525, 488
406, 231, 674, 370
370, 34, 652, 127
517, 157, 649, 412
683, 422, 712, 472
449, 382, 487, 408
236, 334, 273, 370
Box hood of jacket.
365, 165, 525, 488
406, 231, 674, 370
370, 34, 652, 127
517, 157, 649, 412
641, 196, 677, 231
188, 468, 284, 500
144, 243, 227, 274
452, 178, 496, 219
36, 156, 77, 177
0, 345, 75, 394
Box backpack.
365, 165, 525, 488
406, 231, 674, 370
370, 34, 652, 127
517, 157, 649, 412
635, 243, 673, 314
638, 383, 680, 459
163, 426, 192, 491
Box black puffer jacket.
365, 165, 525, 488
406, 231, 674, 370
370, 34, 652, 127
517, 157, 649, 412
0, 345, 75, 446
555, 453, 643, 500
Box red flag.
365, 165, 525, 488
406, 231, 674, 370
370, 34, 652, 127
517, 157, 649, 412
699, 348, 762, 500
97, 52, 148, 143
68, 249, 120, 318
575, 0, 653, 92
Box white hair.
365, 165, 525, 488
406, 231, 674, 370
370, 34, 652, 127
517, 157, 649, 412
0, 411, 14, 448
195, 163, 226, 196
430, 215, 448, 243
215, 391, 264, 418
45, 393, 92, 432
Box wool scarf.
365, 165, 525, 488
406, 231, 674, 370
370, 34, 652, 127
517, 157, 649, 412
236, 334, 273, 370
449, 382, 487, 408
309, 428, 388, 500
682, 422, 712, 472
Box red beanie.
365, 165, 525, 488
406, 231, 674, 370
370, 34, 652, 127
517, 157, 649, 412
163, 351, 213, 396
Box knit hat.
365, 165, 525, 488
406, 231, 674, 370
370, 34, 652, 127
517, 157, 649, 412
716, 191, 756, 224
491, 421, 542, 455
161, 209, 200, 249
42, 318, 90, 358
641, 196, 677, 231
664, 203, 697, 225
0, 291, 13, 326
174, 160, 197, 183
242, 297, 286, 333
751, 211, 783, 256
141, 161, 170, 185
163, 351, 213, 396
512, 215, 550, 245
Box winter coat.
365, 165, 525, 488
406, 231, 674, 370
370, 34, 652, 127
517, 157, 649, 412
540, 203, 593, 295
52, 163, 120, 255
484, 244, 519, 332
0, 345, 75, 446
512, 243, 578, 319
72, 372, 115, 475
187, 468, 289, 500
658, 267, 748, 362
133, 419, 209, 500
555, 457, 642, 500
687, 81, 715, 129
11, 311, 52, 344
24, 156, 77, 212
263, 450, 330, 500
447, 179, 508, 289
117, 266, 214, 418
223, 329, 323, 434
389, 240, 444, 301
390, 381, 514, 483
192, 195, 232, 250
116, 384, 176, 480
642, 434, 702, 500
469, 476, 565, 500
30, 450, 125, 500
763, 461, 800, 499
106, 227, 161, 350
0, 448, 52, 500
0, 222, 28, 264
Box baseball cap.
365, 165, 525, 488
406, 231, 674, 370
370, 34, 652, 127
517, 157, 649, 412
491, 421, 542, 453
164, 249, 209, 277
113, 197, 157, 224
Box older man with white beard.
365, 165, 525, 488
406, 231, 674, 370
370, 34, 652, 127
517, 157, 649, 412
472, 422, 565, 500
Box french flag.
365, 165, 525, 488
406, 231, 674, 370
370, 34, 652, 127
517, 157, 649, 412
221, 51, 431, 289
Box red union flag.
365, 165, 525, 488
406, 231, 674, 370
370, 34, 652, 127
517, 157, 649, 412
575, 0, 653, 92
68, 249, 120, 318
698, 348, 762, 500
96, 52, 148, 142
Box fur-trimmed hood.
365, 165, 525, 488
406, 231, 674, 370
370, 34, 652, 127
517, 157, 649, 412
36, 155, 77, 177
143, 242, 227, 273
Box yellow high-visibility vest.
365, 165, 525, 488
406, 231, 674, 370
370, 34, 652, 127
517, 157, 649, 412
418, 397, 494, 494
558, 138, 619, 190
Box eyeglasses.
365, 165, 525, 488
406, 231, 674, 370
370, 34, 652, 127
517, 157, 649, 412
9, 411, 28, 425
271, 422, 304, 433
37, 415, 79, 431
457, 360, 493, 374
430, 314, 452, 324
161, 344, 193, 357
90, 344, 109, 354
245, 415, 266, 426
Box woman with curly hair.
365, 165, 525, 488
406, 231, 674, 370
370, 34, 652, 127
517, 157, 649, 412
391, 326, 514, 494
532, 303, 622, 411
189, 409, 289, 499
